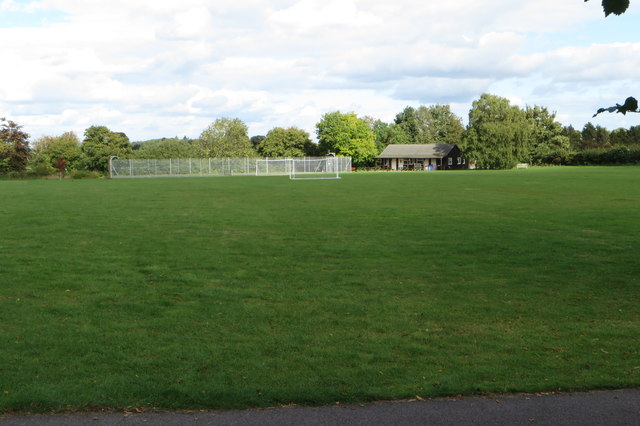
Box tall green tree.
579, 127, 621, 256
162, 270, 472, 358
609, 128, 630, 146
525, 106, 570, 164
394, 107, 421, 143
133, 138, 196, 159
316, 111, 377, 166
607, 126, 640, 146
0, 138, 8, 174
368, 119, 387, 154
0, 118, 30, 174
195, 118, 256, 158
250, 135, 266, 149
625, 126, 640, 145
31, 132, 83, 171
581, 122, 598, 148
393, 105, 464, 145
417, 105, 465, 145
362, 117, 411, 152
257, 127, 315, 157
81, 126, 133, 172
464, 94, 533, 169
581, 122, 610, 149
562, 125, 583, 150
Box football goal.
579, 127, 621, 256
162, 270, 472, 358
289, 157, 343, 180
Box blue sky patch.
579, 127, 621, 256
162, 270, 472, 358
0, 9, 69, 28
520, 10, 640, 55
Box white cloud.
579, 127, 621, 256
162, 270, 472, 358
392, 77, 492, 104
546, 43, 640, 82
157, 6, 215, 40
270, 0, 380, 33
1, 1, 638, 141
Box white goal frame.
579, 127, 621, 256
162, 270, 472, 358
289, 157, 341, 180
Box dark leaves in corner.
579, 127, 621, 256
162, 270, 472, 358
584, 0, 631, 16
593, 97, 639, 117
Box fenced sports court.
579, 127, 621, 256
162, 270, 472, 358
109, 156, 352, 179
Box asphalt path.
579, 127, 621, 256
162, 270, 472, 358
1, 389, 638, 426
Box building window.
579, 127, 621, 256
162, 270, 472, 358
457, 157, 461, 165
448, 157, 453, 166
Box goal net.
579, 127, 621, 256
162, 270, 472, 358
290, 157, 342, 180
255, 158, 292, 176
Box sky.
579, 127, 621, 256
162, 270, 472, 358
1, 0, 639, 142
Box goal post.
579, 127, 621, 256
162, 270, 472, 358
289, 157, 341, 180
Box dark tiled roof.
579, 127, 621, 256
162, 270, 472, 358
376, 144, 456, 159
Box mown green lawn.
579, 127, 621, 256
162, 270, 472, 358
0, 167, 639, 413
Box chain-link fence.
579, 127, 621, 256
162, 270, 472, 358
109, 157, 352, 178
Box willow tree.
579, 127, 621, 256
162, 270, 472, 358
464, 94, 532, 169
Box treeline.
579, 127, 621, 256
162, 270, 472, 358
3, 93, 640, 177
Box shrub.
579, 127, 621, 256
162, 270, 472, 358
70, 169, 101, 179
4, 170, 29, 179
27, 162, 55, 177
569, 146, 640, 165
0, 158, 11, 176
534, 149, 573, 166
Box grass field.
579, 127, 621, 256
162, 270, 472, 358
1, 167, 639, 413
